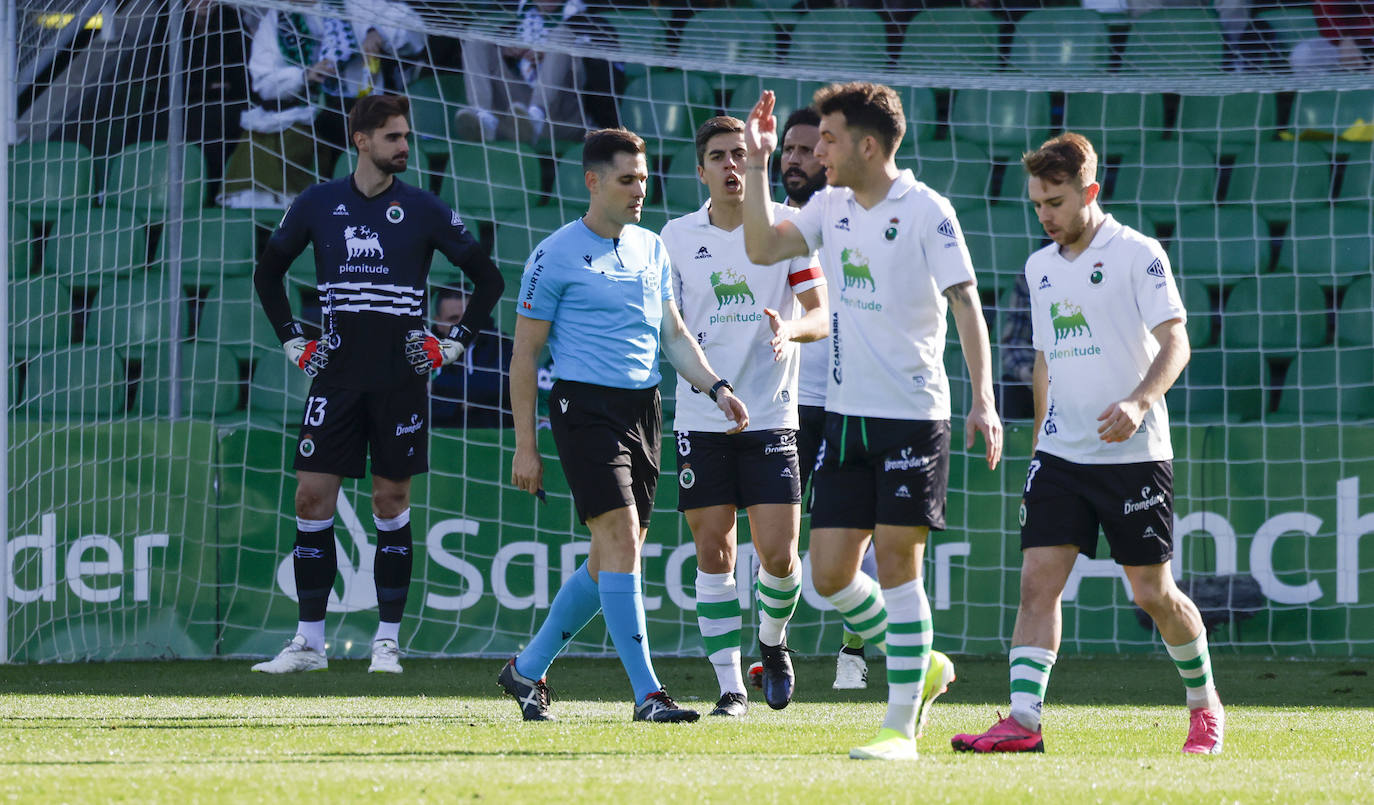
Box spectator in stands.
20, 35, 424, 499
220, 0, 423, 208
1291, 1, 1373, 72
185, 0, 250, 202
455, 1, 621, 145
998, 274, 1036, 420
431, 287, 515, 429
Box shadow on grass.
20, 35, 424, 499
0, 657, 1369, 708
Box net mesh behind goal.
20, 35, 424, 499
5, 0, 1374, 663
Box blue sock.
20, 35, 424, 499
598, 571, 661, 704
515, 563, 602, 681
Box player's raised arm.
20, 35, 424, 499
742, 91, 810, 266
945, 280, 1003, 469
660, 300, 749, 434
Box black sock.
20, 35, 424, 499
373, 509, 413, 625
294, 517, 337, 622
841, 645, 865, 658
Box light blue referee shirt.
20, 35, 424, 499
517, 218, 674, 390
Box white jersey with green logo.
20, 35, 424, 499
1027, 214, 1187, 464
662, 201, 824, 432
790, 170, 977, 420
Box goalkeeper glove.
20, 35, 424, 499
405, 325, 473, 374
282, 323, 329, 377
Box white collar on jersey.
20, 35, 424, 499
1084, 213, 1125, 252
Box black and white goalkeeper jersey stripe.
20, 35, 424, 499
321, 281, 425, 318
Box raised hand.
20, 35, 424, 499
744, 90, 779, 163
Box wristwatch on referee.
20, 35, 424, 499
708, 379, 734, 402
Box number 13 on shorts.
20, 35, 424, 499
304, 396, 328, 426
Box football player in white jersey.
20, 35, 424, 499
742, 83, 1002, 761
661, 117, 828, 716
953, 133, 1224, 756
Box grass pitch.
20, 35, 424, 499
1, 653, 1370, 803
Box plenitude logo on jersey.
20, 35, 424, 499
1047, 299, 1101, 360
707, 270, 762, 325
839, 247, 881, 312
339, 225, 390, 275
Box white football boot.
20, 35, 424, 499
251, 634, 327, 673
368, 639, 404, 674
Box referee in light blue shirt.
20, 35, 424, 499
498, 128, 749, 724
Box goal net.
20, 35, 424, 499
5, 0, 1373, 663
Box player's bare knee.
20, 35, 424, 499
696, 544, 734, 574
294, 486, 334, 520
811, 567, 850, 598
371, 490, 410, 520
1131, 583, 1171, 616
756, 546, 798, 579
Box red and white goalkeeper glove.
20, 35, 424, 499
405, 326, 471, 374
282, 323, 329, 377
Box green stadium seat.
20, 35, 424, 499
247, 343, 312, 423
87, 273, 187, 347
678, 8, 779, 65
155, 211, 257, 288
1168, 206, 1270, 287
1336, 274, 1373, 348
619, 70, 715, 156
9, 140, 95, 222
199, 276, 286, 360
1011, 9, 1111, 75
603, 9, 672, 80
724, 77, 826, 136
135, 344, 241, 418
103, 141, 208, 217
552, 142, 590, 211
901, 9, 1002, 74
438, 141, 545, 221
1222, 274, 1328, 354
1276, 205, 1374, 288
1224, 140, 1332, 224
1289, 90, 1374, 146
1274, 347, 1374, 422
10, 276, 71, 356
787, 9, 889, 71
896, 140, 992, 211
659, 142, 706, 217
1121, 9, 1225, 75
25, 348, 126, 418
406, 72, 466, 158
949, 90, 1053, 158
1109, 141, 1218, 226
1181, 279, 1214, 347
1063, 92, 1167, 160
904, 87, 939, 143
1176, 94, 1280, 159
1255, 7, 1320, 62
44, 207, 147, 284
960, 205, 1044, 281
1168, 347, 1266, 422
10, 210, 32, 278
1336, 144, 1374, 203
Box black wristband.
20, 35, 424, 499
708, 379, 733, 402
445, 323, 477, 348
280, 320, 304, 343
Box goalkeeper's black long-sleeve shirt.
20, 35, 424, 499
253, 175, 504, 391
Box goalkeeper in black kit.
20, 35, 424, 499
251, 94, 503, 674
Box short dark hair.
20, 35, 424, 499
694, 116, 745, 166
348, 94, 410, 141
582, 128, 646, 172
812, 82, 905, 157
781, 107, 820, 145
1023, 132, 1098, 189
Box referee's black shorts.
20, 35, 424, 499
548, 379, 662, 528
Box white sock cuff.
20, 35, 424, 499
880, 579, 928, 617
695, 569, 737, 602
1165, 632, 1208, 662
296, 516, 334, 532
1010, 645, 1058, 666
757, 566, 801, 589
829, 571, 878, 612
373, 508, 411, 532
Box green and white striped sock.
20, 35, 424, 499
825, 571, 887, 654
696, 569, 744, 695
880, 580, 931, 739
756, 566, 801, 647
1166, 631, 1218, 710
1008, 646, 1056, 731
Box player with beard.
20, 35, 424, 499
251, 94, 504, 674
